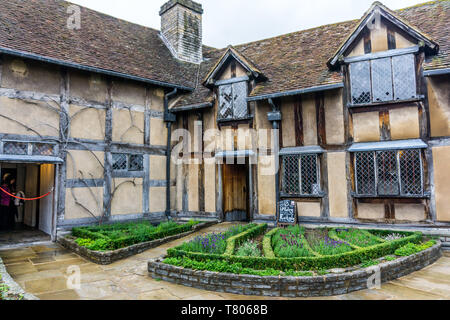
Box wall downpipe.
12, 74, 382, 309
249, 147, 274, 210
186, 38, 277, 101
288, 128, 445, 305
268, 98, 281, 225
164, 88, 178, 220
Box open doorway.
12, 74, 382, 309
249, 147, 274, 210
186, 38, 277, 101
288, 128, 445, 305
223, 162, 249, 222
0, 162, 55, 246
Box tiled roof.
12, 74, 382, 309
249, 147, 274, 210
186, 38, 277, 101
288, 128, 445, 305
0, 0, 447, 107
0, 0, 200, 90
174, 0, 450, 108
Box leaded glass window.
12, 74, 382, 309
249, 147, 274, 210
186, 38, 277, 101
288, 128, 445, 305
3, 142, 28, 155
281, 154, 320, 196
218, 81, 248, 120
354, 149, 423, 197
349, 53, 417, 105
112, 153, 143, 172
350, 61, 372, 104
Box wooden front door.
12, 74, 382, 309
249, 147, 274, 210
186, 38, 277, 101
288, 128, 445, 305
223, 164, 248, 221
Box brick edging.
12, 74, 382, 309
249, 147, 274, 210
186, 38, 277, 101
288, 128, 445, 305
148, 242, 442, 297
58, 221, 218, 265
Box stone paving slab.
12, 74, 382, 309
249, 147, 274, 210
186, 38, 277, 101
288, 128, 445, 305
0, 222, 449, 300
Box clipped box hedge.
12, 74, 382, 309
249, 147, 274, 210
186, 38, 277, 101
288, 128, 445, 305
166, 229, 423, 271
73, 222, 200, 251
224, 224, 268, 256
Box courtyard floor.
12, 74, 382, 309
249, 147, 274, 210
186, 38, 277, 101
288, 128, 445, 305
0, 222, 449, 300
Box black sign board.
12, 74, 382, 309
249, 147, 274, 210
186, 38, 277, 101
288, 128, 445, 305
278, 200, 297, 226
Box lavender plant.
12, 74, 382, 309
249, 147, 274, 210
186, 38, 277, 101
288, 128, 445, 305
306, 229, 353, 256
272, 225, 313, 258
179, 232, 227, 254
178, 224, 257, 255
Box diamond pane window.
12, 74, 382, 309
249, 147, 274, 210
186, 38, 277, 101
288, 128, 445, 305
112, 154, 144, 172
32, 143, 55, 156
371, 57, 393, 102
355, 152, 376, 196
218, 84, 233, 120
129, 155, 144, 171
392, 54, 417, 100
376, 151, 399, 195
112, 154, 128, 171
218, 81, 248, 120
354, 149, 424, 197
399, 149, 422, 196
349, 53, 417, 105
300, 154, 319, 195
282, 155, 300, 194
3, 142, 28, 155
282, 154, 320, 196
232, 81, 248, 119
350, 61, 372, 104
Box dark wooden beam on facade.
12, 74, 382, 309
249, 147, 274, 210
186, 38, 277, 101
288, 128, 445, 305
316, 92, 327, 146
294, 97, 303, 146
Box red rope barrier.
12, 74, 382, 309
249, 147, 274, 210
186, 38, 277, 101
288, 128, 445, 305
0, 186, 53, 201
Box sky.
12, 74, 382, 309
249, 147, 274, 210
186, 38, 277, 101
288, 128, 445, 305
69, 0, 428, 48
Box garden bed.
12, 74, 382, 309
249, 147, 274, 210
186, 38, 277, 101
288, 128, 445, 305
148, 224, 443, 297
59, 220, 217, 265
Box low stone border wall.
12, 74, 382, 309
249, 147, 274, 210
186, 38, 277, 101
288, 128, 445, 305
0, 257, 38, 300
148, 242, 442, 297
59, 221, 218, 265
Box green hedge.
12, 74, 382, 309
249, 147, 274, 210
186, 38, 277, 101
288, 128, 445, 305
224, 224, 268, 256
262, 228, 278, 258
73, 222, 200, 251
166, 231, 423, 271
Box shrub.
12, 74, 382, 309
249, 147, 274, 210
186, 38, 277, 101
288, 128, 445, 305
262, 228, 278, 258
382, 233, 405, 241
75, 238, 94, 248
87, 238, 111, 251
360, 259, 380, 268
166, 231, 423, 271
306, 229, 353, 256
163, 257, 313, 277
224, 224, 267, 256
385, 255, 397, 261
394, 240, 436, 256
271, 225, 315, 258
179, 233, 227, 254
236, 240, 261, 257
72, 220, 202, 251
334, 228, 381, 247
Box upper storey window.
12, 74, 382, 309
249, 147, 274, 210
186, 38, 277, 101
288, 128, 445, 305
349, 53, 417, 105
218, 80, 248, 121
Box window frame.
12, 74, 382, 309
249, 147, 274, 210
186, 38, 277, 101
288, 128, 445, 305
112, 153, 144, 172
0, 140, 58, 156
280, 153, 322, 198
217, 77, 249, 121
346, 48, 420, 107
353, 148, 424, 198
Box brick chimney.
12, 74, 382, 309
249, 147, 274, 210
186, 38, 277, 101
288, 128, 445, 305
160, 0, 203, 64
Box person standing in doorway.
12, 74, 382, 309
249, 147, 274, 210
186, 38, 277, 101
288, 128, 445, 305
0, 173, 13, 231
7, 175, 18, 230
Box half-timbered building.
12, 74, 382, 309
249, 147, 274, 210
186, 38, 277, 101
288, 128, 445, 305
0, 0, 448, 242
